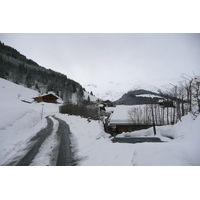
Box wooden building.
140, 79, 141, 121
108, 119, 152, 134
106, 104, 172, 135
33, 94, 58, 103
107, 105, 154, 134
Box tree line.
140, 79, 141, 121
0, 41, 85, 102
128, 104, 175, 126
167, 73, 200, 119
127, 74, 200, 126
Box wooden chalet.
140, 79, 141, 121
33, 94, 59, 103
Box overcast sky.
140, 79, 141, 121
0, 33, 200, 88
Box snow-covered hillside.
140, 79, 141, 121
0, 78, 60, 164
83, 91, 98, 102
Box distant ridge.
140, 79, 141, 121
83, 79, 164, 102
114, 89, 164, 105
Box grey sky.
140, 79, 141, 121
0, 33, 200, 88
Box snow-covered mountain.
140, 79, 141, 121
83, 78, 176, 101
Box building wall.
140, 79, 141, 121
116, 125, 152, 134
33, 97, 43, 102
33, 95, 58, 103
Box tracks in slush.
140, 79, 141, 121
6, 116, 74, 166
53, 117, 73, 166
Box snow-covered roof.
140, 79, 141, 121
109, 105, 147, 125
33, 93, 59, 99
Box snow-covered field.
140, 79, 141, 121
0, 77, 200, 166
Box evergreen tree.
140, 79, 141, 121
87, 95, 91, 103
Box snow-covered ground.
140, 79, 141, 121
117, 114, 200, 165
0, 77, 200, 166
0, 78, 60, 165
55, 113, 200, 166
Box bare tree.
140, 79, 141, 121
181, 74, 193, 112
192, 75, 200, 116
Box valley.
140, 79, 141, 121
0, 40, 199, 167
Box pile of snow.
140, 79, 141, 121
117, 113, 200, 165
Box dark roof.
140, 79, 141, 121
33, 93, 59, 100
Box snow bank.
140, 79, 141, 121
131, 114, 200, 166
0, 111, 46, 165
54, 112, 200, 166
0, 78, 59, 165
55, 113, 135, 165
0, 78, 38, 129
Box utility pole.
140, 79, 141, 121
170, 83, 177, 124
151, 104, 156, 135
166, 94, 169, 125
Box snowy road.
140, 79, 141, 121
16, 116, 54, 166
53, 117, 73, 166
5, 116, 74, 166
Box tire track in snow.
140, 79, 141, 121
16, 116, 53, 166
29, 116, 60, 166
5, 116, 75, 166
53, 117, 73, 166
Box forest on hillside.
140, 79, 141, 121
0, 41, 85, 102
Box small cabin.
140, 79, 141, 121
33, 94, 58, 103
